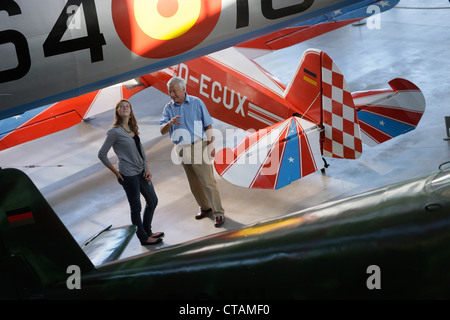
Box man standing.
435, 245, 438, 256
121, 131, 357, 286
160, 77, 225, 227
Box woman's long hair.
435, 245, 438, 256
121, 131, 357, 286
112, 99, 139, 135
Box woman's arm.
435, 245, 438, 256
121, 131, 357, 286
98, 129, 123, 180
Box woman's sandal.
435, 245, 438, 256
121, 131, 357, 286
140, 237, 163, 246
151, 232, 165, 238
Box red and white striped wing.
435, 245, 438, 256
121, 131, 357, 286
214, 116, 323, 189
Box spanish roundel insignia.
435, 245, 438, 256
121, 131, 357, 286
112, 0, 222, 59
6, 207, 35, 227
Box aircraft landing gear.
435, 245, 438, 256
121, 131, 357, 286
321, 158, 329, 174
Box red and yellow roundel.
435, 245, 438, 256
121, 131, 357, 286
112, 0, 222, 59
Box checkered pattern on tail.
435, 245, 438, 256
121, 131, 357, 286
321, 53, 362, 159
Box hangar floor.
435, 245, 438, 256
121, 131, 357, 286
1, 0, 449, 260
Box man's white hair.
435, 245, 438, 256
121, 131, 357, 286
167, 76, 186, 91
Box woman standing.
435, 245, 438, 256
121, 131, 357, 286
98, 99, 163, 245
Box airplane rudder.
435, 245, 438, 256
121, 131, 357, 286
320, 52, 362, 159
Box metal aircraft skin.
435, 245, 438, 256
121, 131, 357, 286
1, 165, 449, 299
0, 0, 398, 121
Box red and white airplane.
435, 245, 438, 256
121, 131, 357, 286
146, 47, 425, 189
0, 0, 399, 150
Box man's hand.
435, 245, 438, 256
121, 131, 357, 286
170, 115, 182, 125
160, 115, 182, 135
144, 170, 152, 181
207, 144, 216, 159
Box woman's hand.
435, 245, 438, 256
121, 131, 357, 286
116, 172, 124, 181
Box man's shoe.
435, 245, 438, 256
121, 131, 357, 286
214, 216, 225, 228
196, 208, 212, 220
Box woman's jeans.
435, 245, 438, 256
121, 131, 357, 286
119, 172, 158, 242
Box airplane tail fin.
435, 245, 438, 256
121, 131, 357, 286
284, 49, 322, 124
284, 49, 363, 159
0, 168, 94, 298
353, 78, 426, 146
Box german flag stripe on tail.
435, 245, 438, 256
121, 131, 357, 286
303, 68, 317, 86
